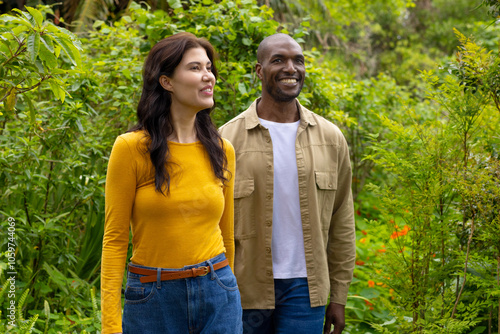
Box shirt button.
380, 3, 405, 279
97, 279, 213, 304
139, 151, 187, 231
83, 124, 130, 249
329, 184, 333, 188
266, 247, 271, 254
266, 137, 271, 143
266, 220, 272, 227
266, 270, 272, 277
266, 194, 272, 200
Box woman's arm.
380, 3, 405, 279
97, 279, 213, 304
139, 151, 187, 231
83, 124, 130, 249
101, 136, 137, 334
219, 139, 236, 270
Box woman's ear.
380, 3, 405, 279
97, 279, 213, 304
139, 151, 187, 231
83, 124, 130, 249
159, 74, 173, 92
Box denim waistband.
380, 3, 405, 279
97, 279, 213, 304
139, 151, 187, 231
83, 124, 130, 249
128, 252, 226, 273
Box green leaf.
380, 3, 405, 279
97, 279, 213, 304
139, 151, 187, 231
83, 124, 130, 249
168, 0, 182, 9
27, 32, 40, 62
92, 20, 105, 29
13, 8, 37, 28
0, 16, 32, 29
242, 38, 252, 46
39, 40, 57, 68
12, 24, 30, 35
40, 33, 54, 53
25, 95, 36, 123
238, 82, 247, 95
25, 7, 43, 28
53, 35, 77, 66
48, 80, 61, 100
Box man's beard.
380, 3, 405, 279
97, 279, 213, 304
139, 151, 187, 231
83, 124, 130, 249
266, 85, 303, 102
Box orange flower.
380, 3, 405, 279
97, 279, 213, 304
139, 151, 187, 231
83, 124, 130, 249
360, 238, 367, 244
355, 260, 365, 266
368, 280, 375, 288
377, 248, 386, 253
361, 230, 367, 235
376, 282, 383, 286
390, 225, 411, 239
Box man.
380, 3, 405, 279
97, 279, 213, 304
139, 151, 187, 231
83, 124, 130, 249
219, 33, 356, 334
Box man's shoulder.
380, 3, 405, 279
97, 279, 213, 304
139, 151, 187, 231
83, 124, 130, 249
219, 101, 257, 136
302, 106, 345, 139
219, 113, 246, 132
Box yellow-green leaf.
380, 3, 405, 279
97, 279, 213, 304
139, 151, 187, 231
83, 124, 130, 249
5, 89, 17, 111
25, 7, 43, 28
25, 95, 36, 123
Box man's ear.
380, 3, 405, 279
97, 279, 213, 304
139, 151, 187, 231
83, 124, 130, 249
159, 74, 173, 92
255, 63, 262, 80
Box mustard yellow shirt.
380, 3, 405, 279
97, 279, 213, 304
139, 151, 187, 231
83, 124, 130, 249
101, 130, 235, 334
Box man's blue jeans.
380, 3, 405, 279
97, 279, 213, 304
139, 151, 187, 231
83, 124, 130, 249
242, 278, 325, 334
122, 253, 242, 333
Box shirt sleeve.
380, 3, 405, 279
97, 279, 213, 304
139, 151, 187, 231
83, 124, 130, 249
101, 136, 136, 334
327, 134, 356, 305
220, 139, 236, 271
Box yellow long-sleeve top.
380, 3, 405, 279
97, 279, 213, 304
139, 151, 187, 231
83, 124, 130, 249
101, 130, 235, 334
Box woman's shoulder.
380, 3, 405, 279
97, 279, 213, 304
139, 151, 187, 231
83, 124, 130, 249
113, 130, 149, 156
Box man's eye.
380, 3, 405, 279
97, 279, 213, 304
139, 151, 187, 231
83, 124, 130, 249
272, 59, 282, 63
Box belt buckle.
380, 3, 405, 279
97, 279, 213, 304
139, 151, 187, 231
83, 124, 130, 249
197, 266, 209, 277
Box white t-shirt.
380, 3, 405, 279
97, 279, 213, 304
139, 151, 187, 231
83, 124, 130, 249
259, 118, 307, 278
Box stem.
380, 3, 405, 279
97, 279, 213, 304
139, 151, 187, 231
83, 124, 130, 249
43, 161, 54, 215
451, 216, 475, 318
0, 43, 26, 68
490, 91, 500, 114
23, 191, 32, 227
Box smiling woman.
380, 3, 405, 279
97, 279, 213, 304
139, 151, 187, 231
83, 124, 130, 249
100, 32, 242, 334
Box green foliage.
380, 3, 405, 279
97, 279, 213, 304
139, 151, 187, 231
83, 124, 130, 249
362, 27, 500, 333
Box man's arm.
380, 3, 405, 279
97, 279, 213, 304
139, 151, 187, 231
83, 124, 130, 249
326, 134, 356, 333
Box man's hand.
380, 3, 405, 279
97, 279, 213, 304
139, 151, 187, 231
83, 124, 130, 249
323, 302, 345, 334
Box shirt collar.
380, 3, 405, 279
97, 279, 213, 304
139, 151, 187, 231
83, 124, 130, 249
244, 98, 317, 130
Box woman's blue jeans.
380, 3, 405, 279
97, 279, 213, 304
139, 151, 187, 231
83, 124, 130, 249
123, 253, 243, 333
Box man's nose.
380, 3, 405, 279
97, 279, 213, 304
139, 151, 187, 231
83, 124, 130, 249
283, 59, 297, 73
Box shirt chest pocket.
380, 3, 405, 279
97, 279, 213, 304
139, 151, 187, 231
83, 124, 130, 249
234, 178, 256, 239
315, 171, 337, 230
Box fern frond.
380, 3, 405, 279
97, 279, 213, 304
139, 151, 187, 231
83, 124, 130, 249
0, 279, 10, 301
20, 313, 39, 333
17, 288, 30, 323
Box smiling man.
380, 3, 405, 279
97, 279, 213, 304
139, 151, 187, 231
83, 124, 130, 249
220, 34, 356, 334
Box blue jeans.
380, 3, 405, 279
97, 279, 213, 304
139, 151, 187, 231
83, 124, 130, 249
242, 278, 325, 334
123, 253, 242, 334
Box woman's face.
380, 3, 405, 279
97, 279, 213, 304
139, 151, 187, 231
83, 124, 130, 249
161, 47, 216, 115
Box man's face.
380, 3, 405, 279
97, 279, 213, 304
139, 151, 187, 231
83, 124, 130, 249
256, 37, 305, 103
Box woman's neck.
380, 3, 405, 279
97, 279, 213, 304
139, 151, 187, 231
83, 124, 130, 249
168, 110, 198, 143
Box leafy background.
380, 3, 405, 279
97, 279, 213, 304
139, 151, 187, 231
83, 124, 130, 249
0, 0, 499, 333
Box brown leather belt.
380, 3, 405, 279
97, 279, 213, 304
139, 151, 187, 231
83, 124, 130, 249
128, 259, 229, 283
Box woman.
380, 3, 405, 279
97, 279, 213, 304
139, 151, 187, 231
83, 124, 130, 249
101, 32, 241, 334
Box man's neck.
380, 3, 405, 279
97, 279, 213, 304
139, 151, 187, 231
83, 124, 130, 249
256, 97, 300, 123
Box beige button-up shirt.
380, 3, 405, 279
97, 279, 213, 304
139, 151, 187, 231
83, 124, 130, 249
220, 98, 356, 309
